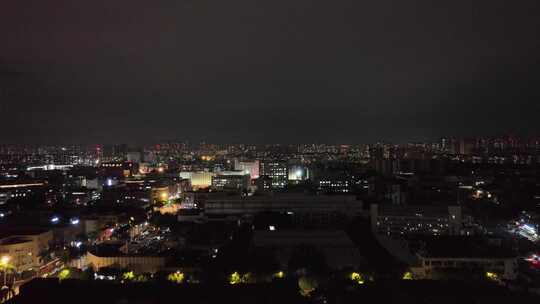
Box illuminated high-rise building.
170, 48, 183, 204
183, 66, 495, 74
233, 159, 260, 179
259, 160, 288, 189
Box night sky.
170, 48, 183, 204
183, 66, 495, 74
2, 0, 540, 145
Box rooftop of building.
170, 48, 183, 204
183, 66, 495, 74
415, 236, 515, 259
206, 192, 359, 202
88, 242, 169, 258
0, 179, 46, 188
0, 227, 51, 240
252, 229, 356, 247
215, 170, 249, 176
373, 203, 459, 217
177, 209, 203, 216
0, 236, 33, 245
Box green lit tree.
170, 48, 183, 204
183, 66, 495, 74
298, 276, 319, 297
167, 271, 185, 284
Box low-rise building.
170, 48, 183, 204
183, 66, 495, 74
371, 204, 463, 238
211, 171, 250, 192
87, 243, 167, 273
234, 159, 260, 179
252, 229, 363, 270
259, 160, 288, 189
0, 229, 53, 272
317, 179, 351, 193
411, 237, 518, 280
0, 180, 47, 205
179, 171, 215, 190
205, 193, 363, 220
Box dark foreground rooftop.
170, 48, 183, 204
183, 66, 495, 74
8, 278, 539, 304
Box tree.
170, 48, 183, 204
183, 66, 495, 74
0, 261, 15, 286
229, 272, 242, 285
248, 248, 279, 275
288, 245, 328, 274
58, 268, 71, 281
38, 249, 51, 264
298, 276, 319, 297
82, 267, 95, 280
167, 271, 185, 284
59, 249, 71, 264
87, 231, 99, 242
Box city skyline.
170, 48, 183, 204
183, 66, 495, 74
1, 133, 540, 147
0, 134, 538, 148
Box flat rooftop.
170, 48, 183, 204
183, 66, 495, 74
207, 193, 359, 202
0, 227, 51, 240
417, 236, 515, 259
0, 236, 32, 245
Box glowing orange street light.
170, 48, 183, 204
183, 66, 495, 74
0, 256, 9, 266
160, 192, 169, 201
1, 255, 10, 287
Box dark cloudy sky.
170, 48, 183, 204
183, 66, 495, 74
1, 0, 540, 145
